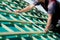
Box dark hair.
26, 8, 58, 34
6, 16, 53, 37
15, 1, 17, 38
45, 0, 48, 11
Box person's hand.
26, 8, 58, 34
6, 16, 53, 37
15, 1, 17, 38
15, 10, 20, 14
44, 26, 49, 33
44, 28, 48, 33
15, 10, 20, 13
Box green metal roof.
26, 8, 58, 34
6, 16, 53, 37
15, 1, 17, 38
0, 0, 60, 40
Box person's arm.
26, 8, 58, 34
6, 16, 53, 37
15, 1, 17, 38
15, 4, 35, 13
45, 1, 56, 32
45, 14, 52, 32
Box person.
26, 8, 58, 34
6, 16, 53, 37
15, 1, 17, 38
45, 0, 60, 33
15, 0, 60, 33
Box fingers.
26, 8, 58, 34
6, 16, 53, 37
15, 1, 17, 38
44, 29, 48, 33
15, 10, 20, 13
14, 10, 20, 14
44, 27, 49, 33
